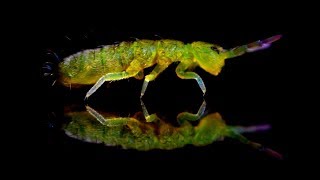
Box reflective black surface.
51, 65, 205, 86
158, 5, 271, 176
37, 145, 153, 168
42, 28, 289, 161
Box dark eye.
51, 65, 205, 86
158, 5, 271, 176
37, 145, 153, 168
210, 46, 219, 51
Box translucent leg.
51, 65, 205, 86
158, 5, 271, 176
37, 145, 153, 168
85, 71, 135, 100
177, 100, 206, 124
85, 105, 131, 126
140, 63, 170, 98
140, 99, 159, 122
176, 62, 206, 95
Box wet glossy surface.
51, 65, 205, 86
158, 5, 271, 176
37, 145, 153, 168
42, 29, 289, 161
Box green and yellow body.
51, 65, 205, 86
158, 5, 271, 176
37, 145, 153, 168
58, 35, 281, 98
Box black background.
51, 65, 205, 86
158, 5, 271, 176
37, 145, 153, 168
38, 7, 291, 162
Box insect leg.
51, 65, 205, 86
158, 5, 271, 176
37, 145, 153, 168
175, 62, 206, 95
226, 35, 282, 58
177, 100, 206, 125
85, 71, 138, 99
140, 63, 171, 97
86, 105, 133, 126
140, 99, 159, 122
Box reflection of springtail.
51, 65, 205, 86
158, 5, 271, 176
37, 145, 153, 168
56, 35, 281, 99
64, 100, 282, 159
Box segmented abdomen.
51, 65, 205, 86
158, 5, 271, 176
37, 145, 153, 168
59, 42, 136, 85
59, 39, 186, 85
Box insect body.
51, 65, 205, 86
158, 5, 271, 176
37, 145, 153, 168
63, 101, 282, 159
58, 35, 282, 99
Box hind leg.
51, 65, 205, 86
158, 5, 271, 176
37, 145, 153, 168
85, 105, 135, 126
85, 59, 145, 99
85, 71, 138, 99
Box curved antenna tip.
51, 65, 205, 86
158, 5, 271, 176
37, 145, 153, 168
274, 34, 283, 40
266, 34, 283, 43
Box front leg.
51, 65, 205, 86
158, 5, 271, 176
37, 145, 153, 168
140, 62, 171, 97
175, 62, 206, 95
